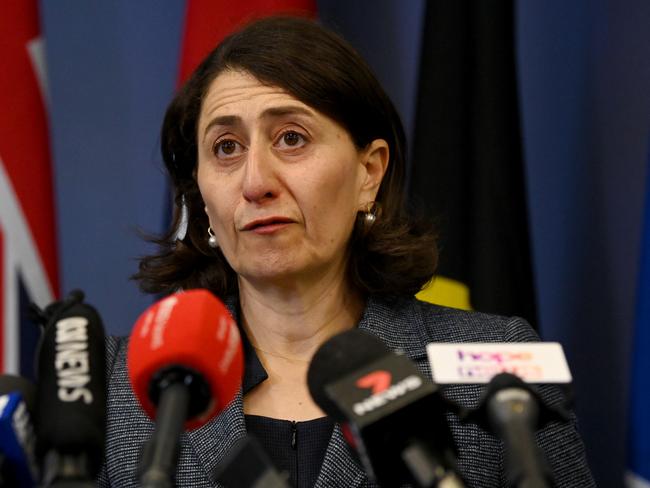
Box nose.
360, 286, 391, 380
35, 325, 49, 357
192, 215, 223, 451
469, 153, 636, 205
242, 144, 279, 203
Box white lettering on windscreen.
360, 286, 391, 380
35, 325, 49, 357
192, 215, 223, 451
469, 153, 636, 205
55, 317, 93, 404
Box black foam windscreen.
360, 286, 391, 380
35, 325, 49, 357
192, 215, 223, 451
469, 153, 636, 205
35, 300, 106, 475
307, 329, 387, 421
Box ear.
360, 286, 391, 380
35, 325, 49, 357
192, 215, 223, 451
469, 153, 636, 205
358, 138, 389, 204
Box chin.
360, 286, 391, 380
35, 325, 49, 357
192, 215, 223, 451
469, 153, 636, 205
237, 256, 302, 281
233, 248, 337, 286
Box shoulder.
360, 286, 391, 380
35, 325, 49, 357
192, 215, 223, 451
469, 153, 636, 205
104, 335, 128, 384
364, 295, 539, 349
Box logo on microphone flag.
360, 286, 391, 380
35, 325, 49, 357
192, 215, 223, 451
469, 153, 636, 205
0, 1, 59, 377
356, 370, 392, 394
626, 145, 650, 488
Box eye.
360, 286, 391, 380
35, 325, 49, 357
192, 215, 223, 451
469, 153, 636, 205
283, 131, 302, 146
212, 138, 244, 159
275, 130, 307, 150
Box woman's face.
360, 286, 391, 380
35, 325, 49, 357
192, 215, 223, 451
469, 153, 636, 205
196, 69, 387, 286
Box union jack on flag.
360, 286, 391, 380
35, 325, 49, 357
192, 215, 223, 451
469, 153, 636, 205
0, 1, 59, 378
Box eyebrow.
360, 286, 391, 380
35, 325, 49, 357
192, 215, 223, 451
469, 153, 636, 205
202, 105, 315, 141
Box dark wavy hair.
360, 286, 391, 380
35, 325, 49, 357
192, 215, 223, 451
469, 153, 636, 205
134, 16, 437, 298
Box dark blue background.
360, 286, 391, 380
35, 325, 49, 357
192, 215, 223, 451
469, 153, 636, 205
39, 1, 650, 485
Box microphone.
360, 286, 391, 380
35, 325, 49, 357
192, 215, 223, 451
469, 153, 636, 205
0, 375, 38, 487
307, 329, 465, 488
127, 289, 244, 488
468, 374, 557, 488
34, 291, 106, 487
427, 343, 573, 488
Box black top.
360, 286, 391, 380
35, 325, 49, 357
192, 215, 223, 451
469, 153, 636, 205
240, 325, 335, 487
245, 414, 335, 488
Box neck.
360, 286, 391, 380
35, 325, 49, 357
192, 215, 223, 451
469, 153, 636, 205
237, 267, 364, 362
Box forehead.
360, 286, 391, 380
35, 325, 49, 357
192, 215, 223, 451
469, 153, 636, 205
199, 70, 306, 123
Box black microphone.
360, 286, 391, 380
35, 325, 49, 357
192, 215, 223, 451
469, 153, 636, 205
307, 329, 465, 488
0, 375, 38, 487
461, 373, 569, 488
34, 291, 106, 487
426, 341, 574, 488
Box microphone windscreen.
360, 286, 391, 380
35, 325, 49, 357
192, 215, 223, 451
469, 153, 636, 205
35, 301, 106, 471
127, 289, 243, 430
307, 329, 387, 421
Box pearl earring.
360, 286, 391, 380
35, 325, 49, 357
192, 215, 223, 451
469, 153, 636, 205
207, 227, 218, 248
362, 201, 380, 232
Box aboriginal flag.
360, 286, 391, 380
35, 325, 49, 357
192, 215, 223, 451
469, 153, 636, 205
0, 1, 59, 377
410, 1, 538, 326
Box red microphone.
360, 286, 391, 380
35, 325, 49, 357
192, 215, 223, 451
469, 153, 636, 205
127, 289, 243, 487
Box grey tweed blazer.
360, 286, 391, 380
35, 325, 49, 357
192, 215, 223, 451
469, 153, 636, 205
98, 296, 595, 487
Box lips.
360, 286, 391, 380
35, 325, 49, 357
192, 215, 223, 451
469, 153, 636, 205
242, 216, 294, 231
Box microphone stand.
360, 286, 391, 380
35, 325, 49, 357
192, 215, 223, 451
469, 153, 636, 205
139, 383, 188, 488
487, 387, 549, 488
401, 440, 466, 488
461, 373, 570, 488
41, 451, 96, 487
138, 367, 210, 488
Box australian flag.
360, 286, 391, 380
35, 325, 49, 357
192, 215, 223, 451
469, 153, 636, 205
0, 1, 59, 379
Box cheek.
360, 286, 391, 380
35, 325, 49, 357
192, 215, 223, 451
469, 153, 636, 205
298, 164, 361, 236
204, 195, 236, 230
197, 168, 235, 228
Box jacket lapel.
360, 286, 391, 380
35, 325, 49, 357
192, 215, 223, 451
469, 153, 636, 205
358, 296, 431, 370
185, 389, 246, 486
315, 425, 370, 487
184, 295, 248, 485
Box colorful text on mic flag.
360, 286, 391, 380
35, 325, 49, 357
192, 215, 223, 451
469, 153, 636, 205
427, 342, 572, 384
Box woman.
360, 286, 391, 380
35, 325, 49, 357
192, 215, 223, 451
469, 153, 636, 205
99, 16, 594, 487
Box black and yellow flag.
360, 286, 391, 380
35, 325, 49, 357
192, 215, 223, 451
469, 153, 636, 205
410, 1, 538, 326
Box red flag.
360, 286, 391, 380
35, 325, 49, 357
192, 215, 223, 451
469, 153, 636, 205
0, 1, 59, 373
177, 0, 317, 85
